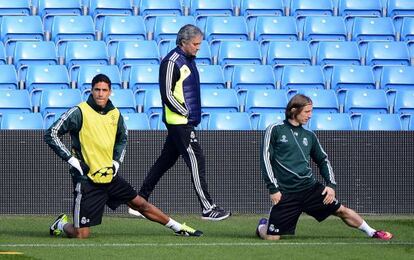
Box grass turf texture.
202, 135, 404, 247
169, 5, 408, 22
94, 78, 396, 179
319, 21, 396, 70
0, 214, 413, 260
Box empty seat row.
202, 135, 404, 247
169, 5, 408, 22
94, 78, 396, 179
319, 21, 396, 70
2, 109, 414, 131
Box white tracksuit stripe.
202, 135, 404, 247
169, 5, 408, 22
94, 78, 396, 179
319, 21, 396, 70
50, 107, 78, 157
263, 123, 280, 190
186, 145, 212, 210
74, 182, 82, 228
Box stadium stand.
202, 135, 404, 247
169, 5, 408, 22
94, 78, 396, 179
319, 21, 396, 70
88, 0, 133, 31
109, 89, 136, 114
240, 0, 285, 32
0, 65, 18, 90
200, 88, 239, 113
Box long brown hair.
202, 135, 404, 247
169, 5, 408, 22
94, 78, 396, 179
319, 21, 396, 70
285, 94, 313, 120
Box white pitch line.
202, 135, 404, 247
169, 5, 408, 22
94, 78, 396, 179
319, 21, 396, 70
0, 242, 413, 247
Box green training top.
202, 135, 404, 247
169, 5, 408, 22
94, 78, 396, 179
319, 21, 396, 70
261, 120, 336, 194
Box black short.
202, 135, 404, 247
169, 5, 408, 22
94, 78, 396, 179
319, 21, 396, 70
267, 182, 341, 236
72, 176, 137, 228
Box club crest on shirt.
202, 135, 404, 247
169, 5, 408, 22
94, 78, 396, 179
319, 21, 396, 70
303, 137, 308, 146
280, 135, 288, 143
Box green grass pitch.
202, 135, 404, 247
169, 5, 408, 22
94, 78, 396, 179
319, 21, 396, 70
0, 214, 413, 259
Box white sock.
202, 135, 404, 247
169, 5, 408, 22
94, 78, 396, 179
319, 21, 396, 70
165, 218, 182, 232
258, 224, 267, 237
57, 221, 66, 231
358, 220, 376, 237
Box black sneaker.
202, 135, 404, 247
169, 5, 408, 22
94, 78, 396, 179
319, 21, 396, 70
175, 223, 203, 237
201, 206, 231, 221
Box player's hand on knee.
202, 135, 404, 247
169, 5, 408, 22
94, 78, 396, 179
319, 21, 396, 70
67, 157, 89, 181
270, 192, 282, 205
322, 186, 335, 205
112, 160, 120, 176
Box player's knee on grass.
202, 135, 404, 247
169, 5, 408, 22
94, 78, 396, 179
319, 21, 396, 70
263, 234, 281, 240
73, 227, 90, 239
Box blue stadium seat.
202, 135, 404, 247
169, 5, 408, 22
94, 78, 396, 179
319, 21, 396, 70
1, 16, 44, 57
330, 65, 375, 107
338, 0, 383, 17
0, 0, 31, 16
255, 112, 285, 130
290, 0, 334, 17
137, 88, 162, 117
205, 16, 249, 56
364, 41, 410, 67
330, 65, 375, 91
266, 41, 311, 68
200, 88, 239, 113
400, 17, 414, 42
13, 42, 58, 77
139, 0, 183, 33
296, 88, 339, 113
109, 89, 136, 113
240, 0, 285, 32
244, 89, 287, 114
309, 113, 353, 130
76, 65, 121, 94
231, 65, 275, 101
359, 113, 402, 130
0, 65, 18, 89
303, 16, 347, 43
344, 89, 388, 114
380, 66, 414, 92
394, 90, 414, 115
122, 113, 151, 130
393, 89, 414, 130
198, 65, 225, 89
203, 112, 252, 130
0, 113, 44, 130
387, 0, 414, 19
0, 89, 31, 115
89, 0, 133, 31
25, 65, 70, 109
351, 17, 395, 43
281, 65, 325, 90
51, 16, 95, 57
102, 16, 147, 58
153, 15, 195, 56
316, 41, 361, 66
254, 16, 298, 55
189, 0, 234, 29
116, 41, 159, 73
65, 41, 109, 79
39, 88, 82, 127
37, 0, 83, 33
217, 41, 262, 79
126, 64, 159, 93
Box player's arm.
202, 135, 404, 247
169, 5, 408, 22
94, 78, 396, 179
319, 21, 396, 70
260, 124, 280, 195
112, 114, 128, 175
310, 132, 337, 190
44, 107, 82, 162
159, 59, 188, 117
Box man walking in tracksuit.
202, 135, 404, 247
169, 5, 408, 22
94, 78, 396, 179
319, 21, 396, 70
130, 24, 230, 220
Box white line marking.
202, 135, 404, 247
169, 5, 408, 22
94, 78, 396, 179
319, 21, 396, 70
0, 242, 413, 247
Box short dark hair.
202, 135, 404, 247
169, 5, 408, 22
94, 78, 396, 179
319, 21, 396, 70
91, 74, 111, 89
285, 94, 313, 120
176, 24, 203, 46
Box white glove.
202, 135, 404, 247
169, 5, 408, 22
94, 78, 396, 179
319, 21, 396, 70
113, 160, 120, 176
68, 157, 84, 176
